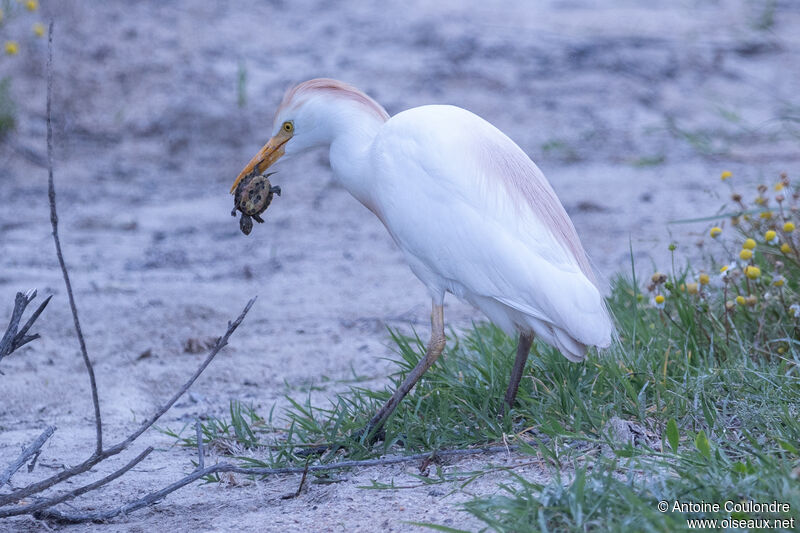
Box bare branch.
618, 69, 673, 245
35, 445, 521, 523
1, 447, 154, 519
15, 295, 53, 344
0, 426, 56, 488
45, 22, 103, 455
0, 290, 51, 365
0, 297, 256, 508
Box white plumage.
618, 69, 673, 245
367, 104, 611, 360
232, 78, 613, 434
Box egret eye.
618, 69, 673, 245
283, 121, 294, 133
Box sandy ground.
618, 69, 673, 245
1, 0, 799, 531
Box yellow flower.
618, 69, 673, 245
743, 238, 756, 250
686, 282, 698, 295
765, 230, 778, 245
781, 243, 792, 254
710, 227, 722, 238
745, 266, 761, 279
720, 264, 730, 273
4, 41, 19, 55
33, 22, 45, 37
755, 196, 766, 206
773, 275, 786, 287
739, 249, 753, 260
745, 295, 757, 306
736, 295, 746, 306
775, 182, 785, 191
25, 0, 38, 11
760, 211, 773, 219
784, 222, 795, 233
721, 170, 732, 180
655, 295, 665, 304
699, 273, 710, 285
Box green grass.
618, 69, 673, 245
163, 178, 800, 531
0, 77, 16, 139
163, 274, 799, 530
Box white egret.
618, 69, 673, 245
232, 78, 613, 439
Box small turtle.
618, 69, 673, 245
231, 170, 281, 235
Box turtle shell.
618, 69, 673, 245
234, 172, 277, 217
231, 171, 281, 235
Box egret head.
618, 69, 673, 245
230, 78, 388, 193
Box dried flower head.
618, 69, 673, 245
651, 272, 667, 284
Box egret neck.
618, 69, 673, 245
325, 103, 384, 213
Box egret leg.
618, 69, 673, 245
360, 301, 445, 443
502, 332, 534, 414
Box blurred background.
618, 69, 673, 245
0, 1, 798, 529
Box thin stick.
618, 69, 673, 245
33, 445, 522, 523
15, 295, 53, 345
45, 22, 103, 455
0, 290, 51, 364
0, 297, 256, 508
0, 426, 56, 487
2, 447, 154, 518
281, 457, 311, 500
195, 420, 204, 470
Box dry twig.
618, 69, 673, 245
0, 297, 256, 515
0, 290, 51, 366
34, 445, 522, 523
0, 426, 56, 488
44, 22, 103, 455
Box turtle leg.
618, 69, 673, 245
270, 185, 282, 196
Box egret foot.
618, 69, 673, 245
500, 332, 534, 418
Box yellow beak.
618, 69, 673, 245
230, 134, 289, 193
